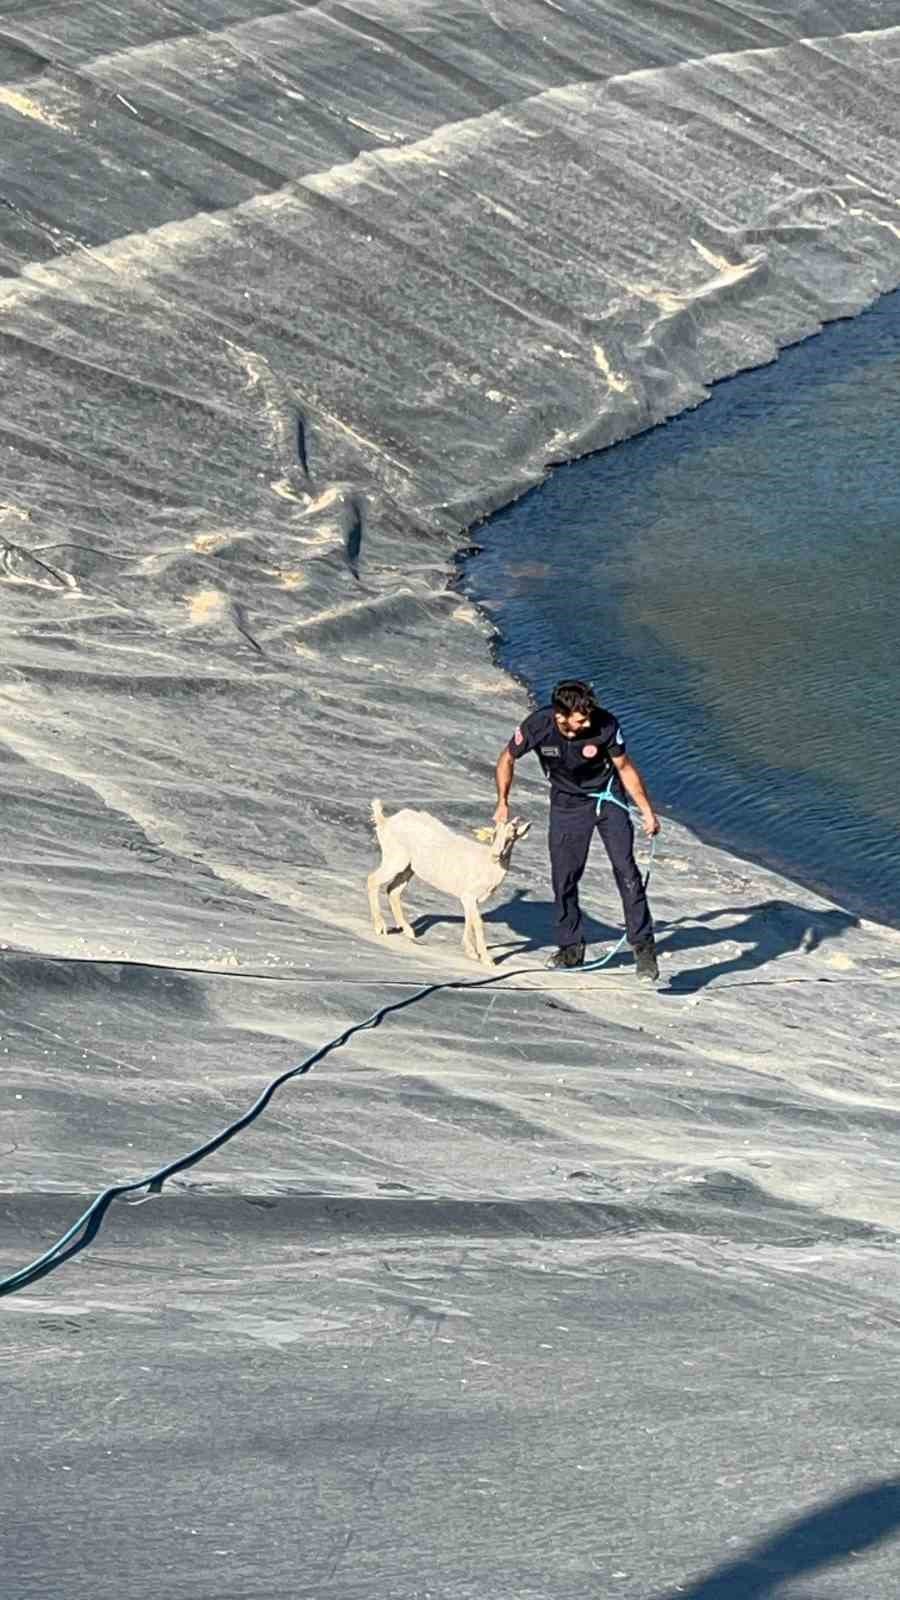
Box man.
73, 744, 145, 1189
494, 679, 661, 978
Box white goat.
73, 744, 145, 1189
368, 800, 531, 966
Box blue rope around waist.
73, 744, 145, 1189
578, 781, 656, 973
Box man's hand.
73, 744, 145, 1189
641, 809, 661, 838
493, 799, 510, 825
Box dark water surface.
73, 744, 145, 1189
463, 289, 900, 929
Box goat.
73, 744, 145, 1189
367, 799, 531, 966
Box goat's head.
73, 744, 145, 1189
490, 816, 531, 863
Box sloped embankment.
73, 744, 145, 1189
2, 5, 900, 1597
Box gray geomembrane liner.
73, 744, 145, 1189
2, 3, 900, 1596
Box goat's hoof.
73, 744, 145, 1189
373, 925, 389, 938
401, 926, 418, 941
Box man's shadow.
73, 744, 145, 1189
657, 899, 860, 995
410, 896, 859, 990
650, 1477, 900, 1598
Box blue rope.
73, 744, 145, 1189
0, 783, 657, 1300
0, 964, 542, 1300
578, 780, 657, 973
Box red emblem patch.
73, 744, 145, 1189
583, 744, 598, 758
514, 727, 524, 746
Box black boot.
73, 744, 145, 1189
634, 937, 659, 982
547, 941, 586, 970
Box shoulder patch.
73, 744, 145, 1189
514, 726, 524, 746
615, 726, 625, 745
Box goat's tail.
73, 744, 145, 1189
371, 798, 386, 833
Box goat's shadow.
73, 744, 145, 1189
411, 894, 859, 991
410, 889, 620, 965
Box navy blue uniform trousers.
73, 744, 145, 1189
550, 796, 653, 949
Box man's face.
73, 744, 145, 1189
554, 708, 591, 738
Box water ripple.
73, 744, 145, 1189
465, 288, 900, 927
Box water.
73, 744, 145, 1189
462, 289, 900, 929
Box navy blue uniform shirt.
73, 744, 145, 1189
508, 705, 626, 805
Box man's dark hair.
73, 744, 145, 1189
552, 679, 597, 716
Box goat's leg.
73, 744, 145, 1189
387, 868, 417, 940
462, 895, 494, 966
367, 849, 410, 937
367, 869, 388, 936
461, 902, 478, 961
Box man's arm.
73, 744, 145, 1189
494, 713, 542, 822
611, 752, 660, 836
494, 747, 515, 824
